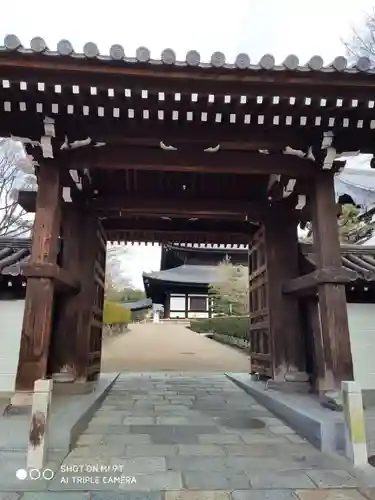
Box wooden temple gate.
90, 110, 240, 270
1, 34, 374, 396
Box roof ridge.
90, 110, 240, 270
1, 34, 373, 74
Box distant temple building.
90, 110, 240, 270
142, 243, 248, 319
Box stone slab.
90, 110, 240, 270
226, 373, 346, 455
91, 494, 162, 500
295, 490, 368, 499
177, 445, 226, 456
249, 471, 317, 489
232, 491, 298, 500
305, 470, 359, 488
183, 471, 251, 489
165, 491, 230, 500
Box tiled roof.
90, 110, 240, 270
167, 243, 248, 251
143, 265, 219, 285
1, 34, 373, 74
0, 238, 31, 276
120, 298, 152, 310
300, 243, 375, 281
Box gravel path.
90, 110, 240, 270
101, 323, 250, 373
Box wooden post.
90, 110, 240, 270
74, 213, 103, 382
15, 162, 61, 393
164, 293, 170, 318
27, 378, 53, 469
265, 209, 308, 384
48, 204, 82, 380
311, 171, 353, 393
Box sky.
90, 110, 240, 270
1, 0, 375, 288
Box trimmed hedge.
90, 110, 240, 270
190, 316, 249, 339
103, 301, 131, 325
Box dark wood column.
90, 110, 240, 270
48, 203, 83, 379
15, 161, 62, 391
73, 214, 106, 382
311, 171, 353, 392
164, 293, 170, 318
265, 208, 306, 381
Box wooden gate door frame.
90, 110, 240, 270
248, 227, 273, 378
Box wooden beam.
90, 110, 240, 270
102, 217, 254, 234
1, 53, 375, 99
76, 126, 315, 150
311, 171, 354, 393
106, 230, 249, 245
89, 197, 271, 221
15, 160, 61, 392
22, 263, 80, 293
63, 146, 319, 177
282, 268, 357, 295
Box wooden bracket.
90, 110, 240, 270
22, 263, 80, 293
282, 268, 357, 296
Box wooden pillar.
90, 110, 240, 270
48, 204, 83, 379
185, 294, 189, 319
164, 293, 170, 318
265, 208, 307, 381
311, 171, 353, 392
74, 213, 106, 382
15, 161, 62, 392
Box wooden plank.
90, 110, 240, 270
47, 204, 82, 378
106, 230, 250, 245
282, 268, 357, 295
264, 208, 306, 380
74, 214, 101, 381
90, 197, 273, 220
15, 161, 61, 391
310, 171, 354, 392
103, 218, 258, 234
64, 146, 319, 177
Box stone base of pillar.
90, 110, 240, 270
52, 380, 96, 395
266, 372, 311, 393
9, 391, 34, 407
320, 390, 344, 411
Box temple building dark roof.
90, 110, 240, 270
120, 298, 152, 311
143, 265, 219, 285
0, 238, 31, 276
1, 35, 372, 74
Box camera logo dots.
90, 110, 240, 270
15, 468, 54, 480
16, 469, 27, 480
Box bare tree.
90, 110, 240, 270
0, 138, 35, 237
209, 259, 249, 316
342, 9, 375, 67
105, 245, 131, 298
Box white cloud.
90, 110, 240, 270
118, 244, 161, 290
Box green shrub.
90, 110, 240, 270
103, 301, 131, 325
190, 316, 249, 339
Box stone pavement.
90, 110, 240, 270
2, 372, 374, 498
